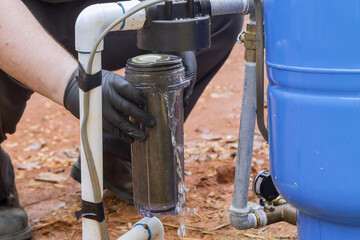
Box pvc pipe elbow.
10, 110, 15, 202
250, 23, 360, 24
117, 217, 164, 240
75, 1, 145, 52
75, 3, 120, 52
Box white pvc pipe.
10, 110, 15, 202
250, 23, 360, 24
75, 2, 146, 240
118, 217, 164, 240
79, 53, 103, 240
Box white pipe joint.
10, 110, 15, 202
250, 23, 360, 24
75, 1, 146, 53
118, 217, 164, 240
229, 204, 267, 230
117, 1, 146, 31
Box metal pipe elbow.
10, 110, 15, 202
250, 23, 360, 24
229, 205, 267, 230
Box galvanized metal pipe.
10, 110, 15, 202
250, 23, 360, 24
207, 0, 254, 16
231, 61, 257, 210
229, 61, 266, 230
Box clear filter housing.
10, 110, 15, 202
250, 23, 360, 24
125, 54, 189, 217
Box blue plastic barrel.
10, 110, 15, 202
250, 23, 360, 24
265, 0, 360, 239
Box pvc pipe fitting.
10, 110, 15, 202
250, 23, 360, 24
75, 1, 145, 52
118, 217, 164, 240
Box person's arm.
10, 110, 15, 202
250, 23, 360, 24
0, 0, 155, 142
0, 0, 77, 105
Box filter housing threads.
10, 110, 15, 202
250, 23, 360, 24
126, 54, 189, 217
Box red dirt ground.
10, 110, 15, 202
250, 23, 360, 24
2, 44, 297, 239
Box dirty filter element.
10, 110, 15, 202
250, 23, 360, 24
126, 54, 189, 217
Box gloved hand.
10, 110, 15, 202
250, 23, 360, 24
174, 51, 197, 107
63, 66, 155, 143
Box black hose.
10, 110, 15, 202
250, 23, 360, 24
254, 0, 268, 142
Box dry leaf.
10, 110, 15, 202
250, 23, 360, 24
243, 233, 266, 239
5, 143, 18, 148
115, 226, 128, 232
16, 161, 42, 170
229, 143, 238, 149
198, 154, 208, 162
54, 168, 65, 174
24, 142, 46, 151
211, 222, 230, 230
209, 154, 218, 160
253, 141, 263, 151
207, 191, 215, 198
200, 133, 221, 141
209, 92, 234, 99
207, 171, 217, 178
27, 180, 42, 188
35, 172, 64, 183
127, 222, 132, 230
64, 148, 79, 159
184, 170, 192, 176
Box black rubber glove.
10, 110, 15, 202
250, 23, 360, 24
174, 51, 197, 107
63, 67, 155, 143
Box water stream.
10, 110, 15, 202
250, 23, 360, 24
166, 89, 197, 237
